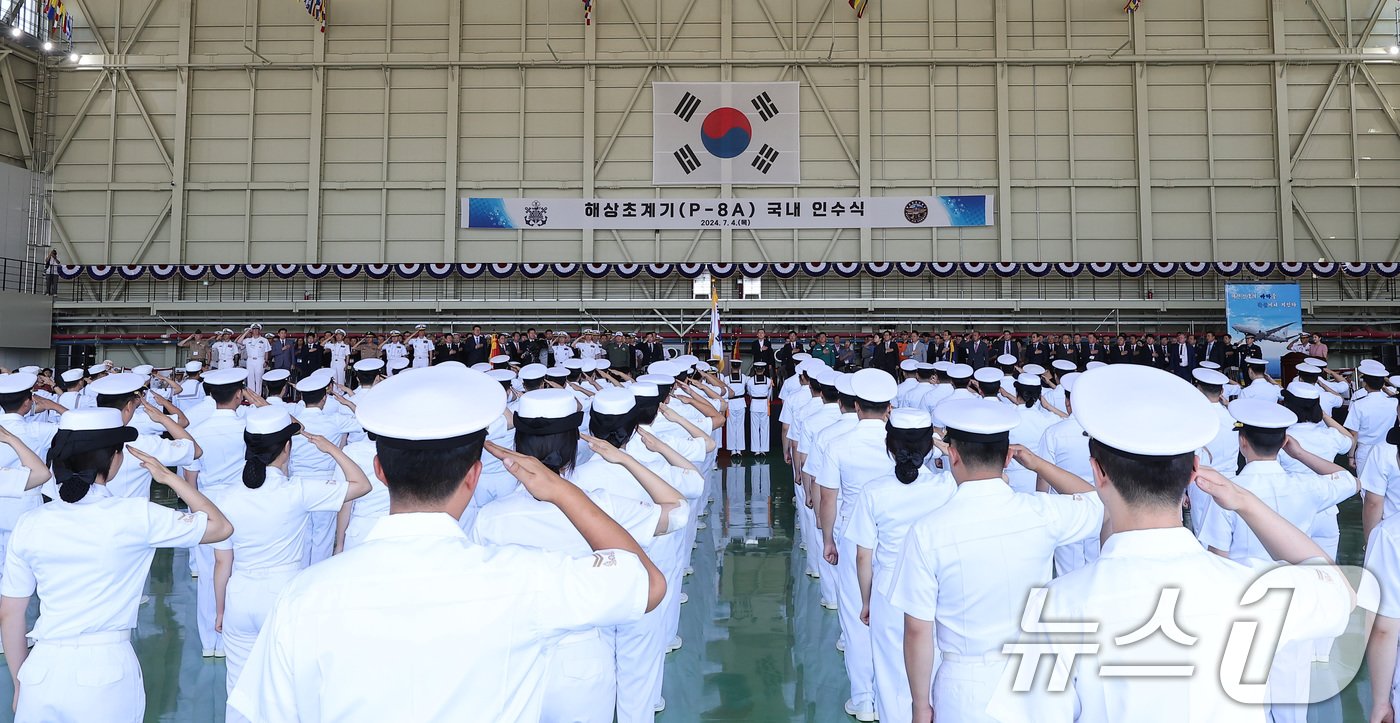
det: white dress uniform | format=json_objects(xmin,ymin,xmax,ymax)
[
  {"xmin": 1346, "ymin": 390, "xmax": 1399, "ymax": 475},
  {"xmin": 1198, "ymin": 459, "xmax": 1356, "ymax": 564},
  {"xmin": 2, "ymin": 485, "xmax": 208, "ymax": 722},
  {"xmin": 1039, "ymin": 412, "xmax": 1100, "ymax": 575},
  {"xmin": 1006, "ymin": 401, "xmax": 1059, "ymax": 494},
  {"xmin": 44, "ymin": 432, "xmax": 194, "ymax": 501},
  {"xmin": 242, "ymin": 336, "xmax": 271, "ymax": 390},
  {"xmin": 844, "ymin": 466, "xmax": 957, "ymax": 723},
  {"xmin": 289, "ymin": 406, "xmax": 361, "ymax": 566},
  {"xmin": 381, "ymin": 341, "xmax": 408, "ymax": 371},
  {"xmin": 1279, "ymin": 421, "xmax": 1353, "ymax": 558},
  {"xmin": 338, "ymin": 440, "xmax": 388, "ymax": 551},
  {"xmin": 724, "ymin": 373, "xmax": 749, "ymax": 452},
  {"xmin": 0, "ymin": 410, "xmax": 57, "ymax": 574},
  {"xmin": 1366, "ymin": 515, "xmax": 1400, "ymax": 714},
  {"xmin": 1362, "ymin": 442, "xmax": 1400, "ymax": 521},
  {"xmin": 803, "ymin": 408, "xmax": 860, "ymax": 606},
  {"xmin": 409, "ymin": 337, "xmax": 434, "ymax": 368},
  {"xmin": 173, "ymin": 377, "xmax": 206, "ymax": 415},
  {"xmin": 745, "ymin": 375, "xmax": 773, "ymax": 454},
  {"xmin": 797, "ymin": 397, "xmax": 845, "ymax": 604},
  {"xmin": 470, "ymin": 485, "xmax": 663, "ymax": 723},
  {"xmin": 460, "ymin": 416, "xmax": 521, "ymax": 534},
  {"xmin": 209, "ymin": 467, "xmax": 349, "ymax": 718},
  {"xmin": 817, "ymin": 414, "xmax": 895, "ymax": 713},
  {"xmin": 552, "ymin": 344, "xmax": 574, "ymax": 365},
  {"xmin": 212, "ymin": 340, "xmax": 240, "ymax": 370},
  {"xmin": 1238, "ymin": 377, "xmax": 1281, "ymax": 402},
  {"xmin": 326, "ymin": 342, "xmax": 352, "ymax": 385},
  {"xmin": 890, "ymin": 478, "xmax": 1104, "ymax": 723},
  {"xmin": 184, "ymin": 407, "xmax": 248, "ymax": 655}
]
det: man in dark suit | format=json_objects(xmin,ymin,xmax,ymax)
[
  {"xmin": 1108, "ymin": 335, "xmax": 1129, "ymax": 364},
  {"xmin": 437, "ymin": 333, "xmax": 463, "ymax": 365},
  {"xmin": 1026, "ymin": 333, "xmax": 1051, "ymax": 368},
  {"xmin": 1082, "ymin": 334, "xmax": 1103, "ymax": 365},
  {"xmin": 464, "ymin": 325, "xmax": 490, "ymax": 366},
  {"xmin": 1152, "ymin": 335, "xmax": 1171, "ymax": 371},
  {"xmin": 1054, "ymin": 334, "xmax": 1077, "ymax": 367},
  {"xmin": 751, "ymin": 329, "xmax": 776, "ymax": 368},
  {"xmin": 964, "ymin": 332, "xmax": 989, "ymax": 369},
  {"xmin": 1200, "ymin": 332, "xmax": 1225, "ymax": 367},
  {"xmin": 640, "ymin": 332, "xmax": 666, "ymax": 365},
  {"xmin": 993, "ymin": 330, "xmax": 1019, "ymax": 364},
  {"xmin": 1168, "ymin": 332, "xmax": 1196, "ymax": 379}
]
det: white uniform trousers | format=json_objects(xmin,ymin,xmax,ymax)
[
  {"xmin": 1268, "ymin": 640, "xmax": 1313, "ymax": 723},
  {"xmin": 796, "ymin": 482, "xmax": 837, "ymax": 604},
  {"xmin": 193, "ymin": 543, "xmax": 221, "ymax": 652},
  {"xmin": 222, "ymin": 563, "xmax": 301, "ymax": 723},
  {"xmin": 749, "ymin": 403, "xmax": 771, "ymax": 454},
  {"xmin": 1357, "ymin": 443, "xmax": 1376, "ymax": 477},
  {"xmin": 215, "ymin": 358, "xmax": 235, "ymax": 371},
  {"xmin": 16, "ymin": 632, "xmax": 143, "ymax": 723},
  {"xmin": 1053, "ymin": 537, "xmax": 1100, "ymax": 578},
  {"xmin": 329, "ymin": 361, "xmax": 347, "ymax": 386},
  {"xmin": 304, "ymin": 510, "xmax": 336, "ymax": 567},
  {"xmin": 542, "ymin": 629, "xmax": 616, "ymax": 723},
  {"xmin": 725, "ymin": 402, "xmax": 748, "ymax": 452},
  {"xmin": 835, "ymin": 531, "xmax": 875, "ymax": 706},
  {"xmin": 244, "ymin": 358, "xmax": 265, "ymax": 392},
  {"xmin": 933, "ymin": 653, "xmax": 1006, "ymax": 723},
  {"xmin": 412, "ymin": 355, "xmax": 429, "ymax": 369},
  {"xmin": 1312, "ymin": 507, "xmax": 1340, "ymax": 560},
  {"xmin": 614, "ymin": 600, "xmax": 672, "ymax": 722},
  {"xmin": 870, "ymin": 584, "xmax": 935, "ymax": 723}
]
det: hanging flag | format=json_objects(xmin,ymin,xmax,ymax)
[
  {"xmin": 1123, "ymin": 0, "xmax": 1143, "ymax": 12},
  {"xmin": 652, "ymin": 82, "xmax": 800, "ymax": 186},
  {"xmin": 43, "ymin": 0, "xmax": 72, "ymax": 42},
  {"xmin": 582, "ymin": 0, "xmax": 593, "ymax": 25},
  {"xmin": 304, "ymin": 0, "xmax": 328, "ymax": 32},
  {"xmin": 849, "ymin": 0, "xmax": 868, "ymax": 18},
  {"xmin": 708, "ymin": 282, "xmax": 723, "ymax": 366}
]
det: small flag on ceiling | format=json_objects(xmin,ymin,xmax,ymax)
[
  {"xmin": 304, "ymin": 0, "xmax": 328, "ymax": 32},
  {"xmin": 42, "ymin": 0, "xmax": 72, "ymax": 42},
  {"xmin": 582, "ymin": 0, "xmax": 593, "ymax": 25},
  {"xmin": 849, "ymin": 0, "xmax": 868, "ymax": 18},
  {"xmin": 1123, "ymin": 0, "xmax": 1143, "ymax": 12}
]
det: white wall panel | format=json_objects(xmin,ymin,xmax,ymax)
[{"xmin": 33, "ymin": 0, "xmax": 1400, "ymax": 264}]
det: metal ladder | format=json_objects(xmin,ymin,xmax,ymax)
[{"xmin": 23, "ymin": 51, "xmax": 52, "ymax": 294}]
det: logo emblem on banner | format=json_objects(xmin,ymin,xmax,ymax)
[{"xmin": 653, "ymin": 82, "xmax": 800, "ymax": 186}]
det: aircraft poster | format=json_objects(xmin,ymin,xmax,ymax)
[{"xmin": 1225, "ymin": 282, "xmax": 1303, "ymax": 377}]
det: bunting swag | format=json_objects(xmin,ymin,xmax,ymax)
[{"xmin": 56, "ymin": 262, "xmax": 1400, "ymax": 282}]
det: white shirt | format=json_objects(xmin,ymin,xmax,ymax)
[
  {"xmin": 228, "ymin": 512, "xmax": 649, "ymax": 722},
  {"xmin": 0, "ymin": 413, "xmax": 57, "ymax": 533},
  {"xmin": 918, "ymin": 383, "xmax": 955, "ymax": 418},
  {"xmin": 209, "ymin": 468, "xmax": 348, "ymax": 572},
  {"xmin": 381, "ymin": 342, "xmax": 408, "ymax": 361},
  {"xmin": 326, "ymin": 342, "xmax": 352, "ymax": 365},
  {"xmin": 570, "ymin": 435, "xmax": 705, "ymax": 502},
  {"xmin": 91, "ymin": 433, "xmax": 197, "ymax": 500},
  {"xmin": 802, "ymin": 412, "xmax": 859, "ymax": 480},
  {"xmin": 289, "ymin": 407, "xmax": 361, "ymax": 479},
  {"xmin": 1238, "ymin": 378, "xmax": 1281, "ymax": 402},
  {"xmin": 184, "ymin": 408, "xmax": 247, "ymax": 491},
  {"xmin": 1346, "ymin": 391, "xmax": 1399, "ymax": 451},
  {"xmin": 243, "ymin": 336, "xmax": 271, "ymax": 361},
  {"xmin": 1361, "ymin": 443, "xmax": 1400, "ymax": 520},
  {"xmin": 815, "ymin": 418, "xmax": 894, "ymax": 536},
  {"xmin": 988, "ymin": 527, "xmax": 1354, "ymax": 723},
  {"xmin": 797, "ymin": 401, "xmax": 842, "ymax": 457},
  {"xmin": 725, "ymin": 375, "xmax": 749, "ymax": 410},
  {"xmin": 1198, "ymin": 460, "xmax": 1356, "ymax": 562},
  {"xmin": 1, "ymin": 485, "xmax": 208, "ymax": 640},
  {"xmin": 895, "ymin": 378, "xmax": 920, "ymax": 407},
  {"xmin": 843, "ymin": 467, "xmax": 957, "ymax": 595},
  {"xmin": 339, "ymin": 441, "xmax": 389, "ymax": 544},
  {"xmin": 212, "ymin": 341, "xmax": 240, "ymax": 367},
  {"xmin": 1039, "ymin": 415, "xmax": 1094, "ymax": 483},
  {"xmin": 1278, "ymin": 422, "xmax": 1350, "ymax": 476},
  {"xmin": 409, "ymin": 337, "xmax": 435, "ymax": 361},
  {"xmin": 470, "ymin": 486, "xmax": 660, "ymax": 553},
  {"xmin": 889, "ymin": 478, "xmax": 1104, "ymax": 656},
  {"xmin": 745, "ymin": 377, "xmax": 772, "ymax": 401},
  {"xmin": 1202, "ymin": 401, "xmax": 1240, "ymax": 472}
]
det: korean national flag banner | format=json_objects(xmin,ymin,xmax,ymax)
[{"xmin": 653, "ymin": 82, "xmax": 800, "ymax": 186}]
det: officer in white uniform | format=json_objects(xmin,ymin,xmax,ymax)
[
  {"xmin": 408, "ymin": 325, "xmax": 434, "ymax": 368},
  {"xmin": 212, "ymin": 329, "xmax": 240, "ymax": 371},
  {"xmin": 745, "ymin": 362, "xmax": 773, "ymax": 454},
  {"xmin": 722, "ymin": 360, "xmax": 749, "ymax": 453},
  {"xmin": 0, "ymin": 373, "xmax": 61, "ymax": 573},
  {"xmin": 1238, "ymin": 357, "xmax": 1281, "ymax": 401},
  {"xmin": 229, "ymin": 365, "xmax": 665, "ymax": 722},
  {"xmin": 380, "ymin": 331, "xmax": 408, "ymax": 373},
  {"xmin": 210, "ymin": 406, "xmax": 371, "ymax": 722},
  {"xmin": 987, "ymin": 364, "xmax": 1357, "ymax": 723},
  {"xmin": 1005, "ymin": 373, "xmax": 1061, "ymax": 494},
  {"xmin": 325, "ymin": 330, "xmax": 352, "ymax": 386},
  {"xmin": 815, "ymin": 368, "xmax": 898, "ymax": 721},
  {"xmin": 183, "ymin": 367, "xmax": 254, "ymax": 658},
  {"xmin": 890, "ymin": 398, "xmax": 1103, "ymax": 723},
  {"xmin": 0, "ymin": 408, "xmax": 232, "ymax": 723},
  {"xmin": 844, "ymin": 408, "xmax": 957, "ymax": 723},
  {"xmin": 1277, "ymin": 381, "xmax": 1355, "ymax": 559},
  {"xmin": 241, "ymin": 324, "xmax": 271, "ymax": 391},
  {"xmin": 288, "ymin": 371, "xmax": 362, "ymax": 566},
  {"xmin": 1349, "ymin": 361, "xmax": 1397, "ymax": 478}
]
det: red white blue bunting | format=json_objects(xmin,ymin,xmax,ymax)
[{"xmin": 54, "ymin": 262, "xmax": 1400, "ymax": 282}]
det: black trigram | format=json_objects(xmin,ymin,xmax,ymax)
[
  {"xmin": 751, "ymin": 92, "xmax": 779, "ymax": 121},
  {"xmin": 751, "ymin": 144, "xmax": 779, "ymax": 174},
  {"xmin": 674, "ymin": 144, "xmax": 702, "ymax": 174},
  {"xmin": 674, "ymin": 92, "xmax": 701, "ymax": 123}
]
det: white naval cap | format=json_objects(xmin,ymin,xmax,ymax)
[
  {"xmin": 995, "ymin": 354, "xmax": 1017, "ymax": 366},
  {"xmin": 438, "ymin": 361, "xmax": 467, "ymax": 370},
  {"xmin": 1229, "ymin": 398, "xmax": 1297, "ymax": 429},
  {"xmin": 388, "ymin": 357, "xmax": 410, "ymax": 371},
  {"xmin": 563, "ymin": 359, "xmax": 586, "ymax": 370},
  {"xmin": 797, "ymin": 359, "xmax": 825, "ymax": 376},
  {"xmin": 580, "ymin": 359, "xmax": 598, "ymax": 373},
  {"xmin": 263, "ymin": 369, "xmax": 291, "ymax": 383},
  {"xmin": 486, "ymin": 369, "xmax": 516, "ymax": 383},
  {"xmin": 1073, "ymin": 365, "xmax": 1217, "ymax": 456},
  {"xmin": 89, "ymin": 372, "xmax": 147, "ymax": 396},
  {"xmin": 675, "ymin": 355, "xmax": 699, "ymax": 368},
  {"xmin": 519, "ymin": 363, "xmax": 547, "ymax": 381},
  {"xmin": 356, "ymin": 366, "xmax": 506, "ymax": 448},
  {"xmin": 630, "ymin": 381, "xmax": 660, "ymax": 398},
  {"xmin": 1021, "ymin": 363, "xmax": 1046, "ymax": 376},
  {"xmin": 946, "ymin": 363, "xmax": 973, "ymax": 380},
  {"xmin": 1059, "ymin": 372, "xmax": 1082, "ymax": 394},
  {"xmin": 60, "ymin": 368, "xmax": 85, "ymax": 383},
  {"xmin": 889, "ymin": 407, "xmax": 932, "ymax": 430},
  {"xmin": 834, "ymin": 373, "xmax": 855, "ymax": 397},
  {"xmin": 851, "ymin": 368, "xmax": 898, "ymax": 404},
  {"xmin": 414, "ymin": 324, "xmax": 427, "ymax": 330},
  {"xmin": 334, "ymin": 329, "xmax": 347, "ymax": 336},
  {"xmin": 1391, "ymin": 375, "xmax": 1400, "ymax": 388},
  {"xmin": 0, "ymin": 373, "xmax": 37, "ymax": 394},
  {"xmin": 1051, "ymin": 359, "xmax": 1077, "ymax": 372},
  {"xmin": 932, "ymin": 360, "xmax": 954, "ymax": 372},
  {"xmin": 900, "ymin": 359, "xmax": 920, "ymax": 372},
  {"xmin": 1016, "ymin": 373, "xmax": 1041, "ymax": 387},
  {"xmin": 16, "ymin": 366, "xmax": 39, "ymax": 375},
  {"xmin": 389, "ymin": 330, "xmax": 403, "ymax": 336},
  {"xmin": 294, "ymin": 373, "xmax": 331, "ymax": 393},
  {"xmin": 244, "ymin": 406, "xmax": 299, "ymax": 435},
  {"xmin": 1198, "ymin": 361, "xmax": 1221, "ymax": 370},
  {"xmin": 1243, "ymin": 357, "xmax": 1267, "ymax": 366},
  {"xmin": 250, "ymin": 323, "xmax": 263, "ymax": 329},
  {"xmin": 517, "ymin": 389, "xmax": 579, "ymax": 419},
  {"xmin": 791, "ymin": 353, "xmax": 812, "ymax": 362},
  {"xmin": 1284, "ymin": 381, "xmax": 1320, "ymax": 400},
  {"xmin": 814, "ymin": 368, "xmax": 840, "ymax": 387},
  {"xmin": 917, "ymin": 363, "xmax": 935, "ymax": 371},
  {"xmin": 1086, "ymin": 361, "xmax": 1107, "ymax": 370},
  {"xmin": 87, "ymin": 364, "xmax": 108, "ymax": 375},
  {"xmin": 354, "ymin": 358, "xmax": 386, "ymax": 372},
  {"xmin": 1191, "ymin": 368, "xmax": 1229, "ymax": 386},
  {"xmin": 1305, "ymin": 357, "xmax": 1327, "ymax": 368},
  {"xmin": 545, "ymin": 366, "xmax": 569, "ymax": 379},
  {"xmin": 935, "ymin": 398, "xmax": 1019, "ymax": 441},
  {"xmin": 490, "ymin": 355, "xmax": 511, "ymax": 365},
  {"xmin": 637, "ymin": 373, "xmax": 675, "ymax": 387},
  {"xmin": 696, "ymin": 361, "xmax": 712, "ymax": 372},
  {"xmin": 471, "ymin": 363, "xmax": 493, "ymax": 373},
  {"xmin": 972, "ymin": 367, "xmax": 1003, "ymax": 385},
  {"xmin": 131, "ymin": 364, "xmax": 154, "ymax": 376},
  {"xmin": 1295, "ymin": 363, "xmax": 1322, "ymax": 375},
  {"xmin": 1358, "ymin": 359, "xmax": 1388, "ymax": 376},
  {"xmin": 58, "ymin": 407, "xmax": 129, "ymax": 433},
  {"xmin": 592, "ymin": 387, "xmax": 636, "ymax": 415},
  {"xmin": 596, "ymin": 359, "xmax": 612, "ymax": 370},
  {"xmin": 184, "ymin": 361, "xmax": 203, "ymax": 373},
  {"xmin": 202, "ymin": 368, "xmax": 249, "ymax": 387}
]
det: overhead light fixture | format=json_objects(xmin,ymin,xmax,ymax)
[
  {"xmin": 9, "ymin": 27, "xmax": 20, "ymax": 38},
  {"xmin": 1390, "ymin": 45, "xmax": 1400, "ymax": 55},
  {"xmin": 68, "ymin": 52, "xmax": 79, "ymax": 62},
  {"xmin": 42, "ymin": 41, "xmax": 53, "ymax": 51}
]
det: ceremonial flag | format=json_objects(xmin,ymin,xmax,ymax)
[
  {"xmin": 849, "ymin": 0, "xmax": 868, "ymax": 18},
  {"xmin": 1123, "ymin": 0, "xmax": 1143, "ymax": 12},
  {"xmin": 709, "ymin": 283, "xmax": 723, "ymax": 365},
  {"xmin": 304, "ymin": 0, "xmax": 328, "ymax": 32},
  {"xmin": 652, "ymin": 82, "xmax": 800, "ymax": 186},
  {"xmin": 582, "ymin": 0, "xmax": 593, "ymax": 25}
]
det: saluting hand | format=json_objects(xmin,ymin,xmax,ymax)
[
  {"xmin": 485, "ymin": 440, "xmax": 573, "ymax": 504},
  {"xmin": 300, "ymin": 431, "xmax": 339, "ymax": 455},
  {"xmin": 1193, "ymin": 466, "xmax": 1255, "ymax": 512},
  {"xmin": 580, "ymin": 433, "xmax": 632, "ymax": 465},
  {"xmin": 126, "ymin": 445, "xmax": 186, "ymax": 490}
]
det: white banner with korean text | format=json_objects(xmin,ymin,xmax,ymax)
[{"xmin": 462, "ymin": 196, "xmax": 994, "ymax": 230}]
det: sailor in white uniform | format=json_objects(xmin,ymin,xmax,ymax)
[
  {"xmin": 844, "ymin": 408, "xmax": 956, "ymax": 723},
  {"xmin": 287, "ymin": 372, "xmax": 362, "ymax": 566},
  {"xmin": 262, "ymin": 368, "xmax": 292, "ymax": 404},
  {"xmin": 325, "ymin": 330, "xmax": 352, "ymax": 386},
  {"xmin": 894, "ymin": 359, "xmax": 920, "ymax": 407},
  {"xmin": 210, "ymin": 406, "xmax": 371, "ymax": 722},
  {"xmin": 1036, "ymin": 372, "xmax": 1100, "ymax": 575},
  {"xmin": 0, "ymin": 372, "xmax": 61, "ymax": 575},
  {"xmin": 890, "ymin": 398, "xmax": 1102, "ymax": 723},
  {"xmin": 408, "ymin": 325, "xmax": 434, "ymax": 368},
  {"xmin": 54, "ymin": 368, "xmax": 87, "ymax": 412},
  {"xmin": 212, "ymin": 329, "xmax": 240, "ymax": 371},
  {"xmin": 0, "ymin": 408, "xmax": 232, "ymax": 723},
  {"xmin": 1277, "ymin": 381, "xmax": 1355, "ymax": 559},
  {"xmin": 1238, "ymin": 357, "xmax": 1281, "ymax": 402},
  {"xmin": 171, "ymin": 361, "xmax": 207, "ymax": 415},
  {"xmin": 229, "ymin": 365, "xmax": 665, "ymax": 722},
  {"xmin": 240, "ymin": 324, "xmax": 271, "ymax": 391},
  {"xmin": 722, "ymin": 360, "xmax": 749, "ymax": 453},
  {"xmin": 1005, "ymin": 373, "xmax": 1062, "ymax": 494},
  {"xmin": 987, "ymin": 364, "xmax": 1356, "ymax": 723},
  {"xmin": 1351, "ymin": 361, "xmax": 1397, "ymax": 479},
  {"xmin": 745, "ymin": 362, "xmax": 773, "ymax": 454},
  {"xmin": 381, "ymin": 331, "xmax": 409, "ymax": 373}
]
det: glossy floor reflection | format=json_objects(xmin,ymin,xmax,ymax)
[{"xmin": 0, "ymin": 457, "xmax": 1376, "ymax": 722}]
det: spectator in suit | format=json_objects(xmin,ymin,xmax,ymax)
[
  {"xmin": 1107, "ymin": 334, "xmax": 1130, "ymax": 364},
  {"xmin": 1026, "ymin": 333, "xmax": 1051, "ymax": 367},
  {"xmin": 751, "ymin": 329, "xmax": 776, "ymax": 368},
  {"xmin": 640, "ymin": 332, "xmax": 666, "ymax": 365},
  {"xmin": 1082, "ymin": 333, "xmax": 1103, "ymax": 365},
  {"xmin": 1054, "ymin": 334, "xmax": 1077, "ymax": 366},
  {"xmin": 1153, "ymin": 335, "xmax": 1172, "ymax": 370},
  {"xmin": 993, "ymin": 330, "xmax": 1018, "ymax": 363},
  {"xmin": 271, "ymin": 329, "xmax": 297, "ymax": 372},
  {"xmin": 966, "ymin": 331, "xmax": 990, "ymax": 368},
  {"xmin": 436, "ymin": 334, "xmax": 463, "ymax": 365},
  {"xmin": 907, "ymin": 333, "xmax": 930, "ymax": 364},
  {"xmin": 463, "ymin": 325, "xmax": 491, "ymax": 366},
  {"xmin": 1169, "ymin": 332, "xmax": 1196, "ymax": 379}
]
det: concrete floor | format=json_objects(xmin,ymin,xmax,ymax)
[{"xmin": 0, "ymin": 457, "xmax": 1376, "ymax": 722}]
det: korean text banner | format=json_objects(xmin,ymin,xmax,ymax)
[
  {"xmin": 462, "ymin": 196, "xmax": 994, "ymax": 230},
  {"xmin": 1225, "ymin": 282, "xmax": 1303, "ymax": 377}
]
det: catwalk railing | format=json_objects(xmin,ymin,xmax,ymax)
[{"xmin": 0, "ymin": 256, "xmax": 50, "ymax": 295}]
